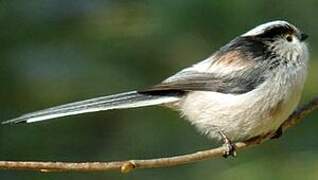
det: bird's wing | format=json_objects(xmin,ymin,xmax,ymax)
[
  {"xmin": 140, "ymin": 46, "xmax": 268, "ymax": 95},
  {"xmin": 140, "ymin": 69, "xmax": 266, "ymax": 95}
]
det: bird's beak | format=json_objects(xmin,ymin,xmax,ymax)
[{"xmin": 300, "ymin": 33, "xmax": 309, "ymax": 41}]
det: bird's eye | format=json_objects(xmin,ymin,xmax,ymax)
[{"xmin": 286, "ymin": 35, "xmax": 293, "ymax": 42}]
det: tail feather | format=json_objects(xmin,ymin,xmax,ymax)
[{"xmin": 2, "ymin": 91, "xmax": 180, "ymax": 124}]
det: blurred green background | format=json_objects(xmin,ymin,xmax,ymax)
[{"xmin": 0, "ymin": 0, "xmax": 318, "ymax": 179}]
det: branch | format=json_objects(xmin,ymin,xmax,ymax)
[{"xmin": 1, "ymin": 97, "xmax": 318, "ymax": 173}]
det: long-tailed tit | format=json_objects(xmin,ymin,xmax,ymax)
[{"xmin": 3, "ymin": 20, "xmax": 309, "ymax": 157}]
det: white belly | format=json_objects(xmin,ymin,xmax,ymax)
[{"xmin": 178, "ymin": 69, "xmax": 306, "ymax": 142}]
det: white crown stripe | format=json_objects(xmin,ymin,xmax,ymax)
[{"xmin": 242, "ymin": 20, "xmax": 291, "ymax": 37}]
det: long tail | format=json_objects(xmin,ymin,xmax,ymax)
[{"xmin": 2, "ymin": 91, "xmax": 180, "ymax": 124}]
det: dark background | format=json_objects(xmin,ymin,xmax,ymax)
[{"xmin": 0, "ymin": 1, "xmax": 318, "ymax": 179}]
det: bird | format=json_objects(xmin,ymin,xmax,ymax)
[{"xmin": 2, "ymin": 20, "xmax": 309, "ymax": 157}]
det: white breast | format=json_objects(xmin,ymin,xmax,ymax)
[{"xmin": 178, "ymin": 64, "xmax": 307, "ymax": 142}]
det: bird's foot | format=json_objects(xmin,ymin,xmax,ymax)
[
  {"xmin": 271, "ymin": 126, "xmax": 283, "ymax": 139},
  {"xmin": 218, "ymin": 131, "xmax": 237, "ymax": 158}
]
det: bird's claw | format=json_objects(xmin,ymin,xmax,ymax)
[
  {"xmin": 218, "ymin": 131, "xmax": 237, "ymax": 158},
  {"xmin": 222, "ymin": 142, "xmax": 237, "ymax": 158},
  {"xmin": 271, "ymin": 127, "xmax": 283, "ymax": 139}
]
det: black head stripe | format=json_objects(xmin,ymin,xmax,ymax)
[
  {"xmin": 218, "ymin": 36, "xmax": 271, "ymax": 60},
  {"xmin": 256, "ymin": 24, "xmax": 296, "ymax": 39}
]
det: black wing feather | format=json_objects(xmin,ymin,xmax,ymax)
[{"xmin": 139, "ymin": 70, "xmax": 265, "ymax": 95}]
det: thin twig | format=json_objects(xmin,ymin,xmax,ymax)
[{"xmin": 1, "ymin": 97, "xmax": 317, "ymax": 173}]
